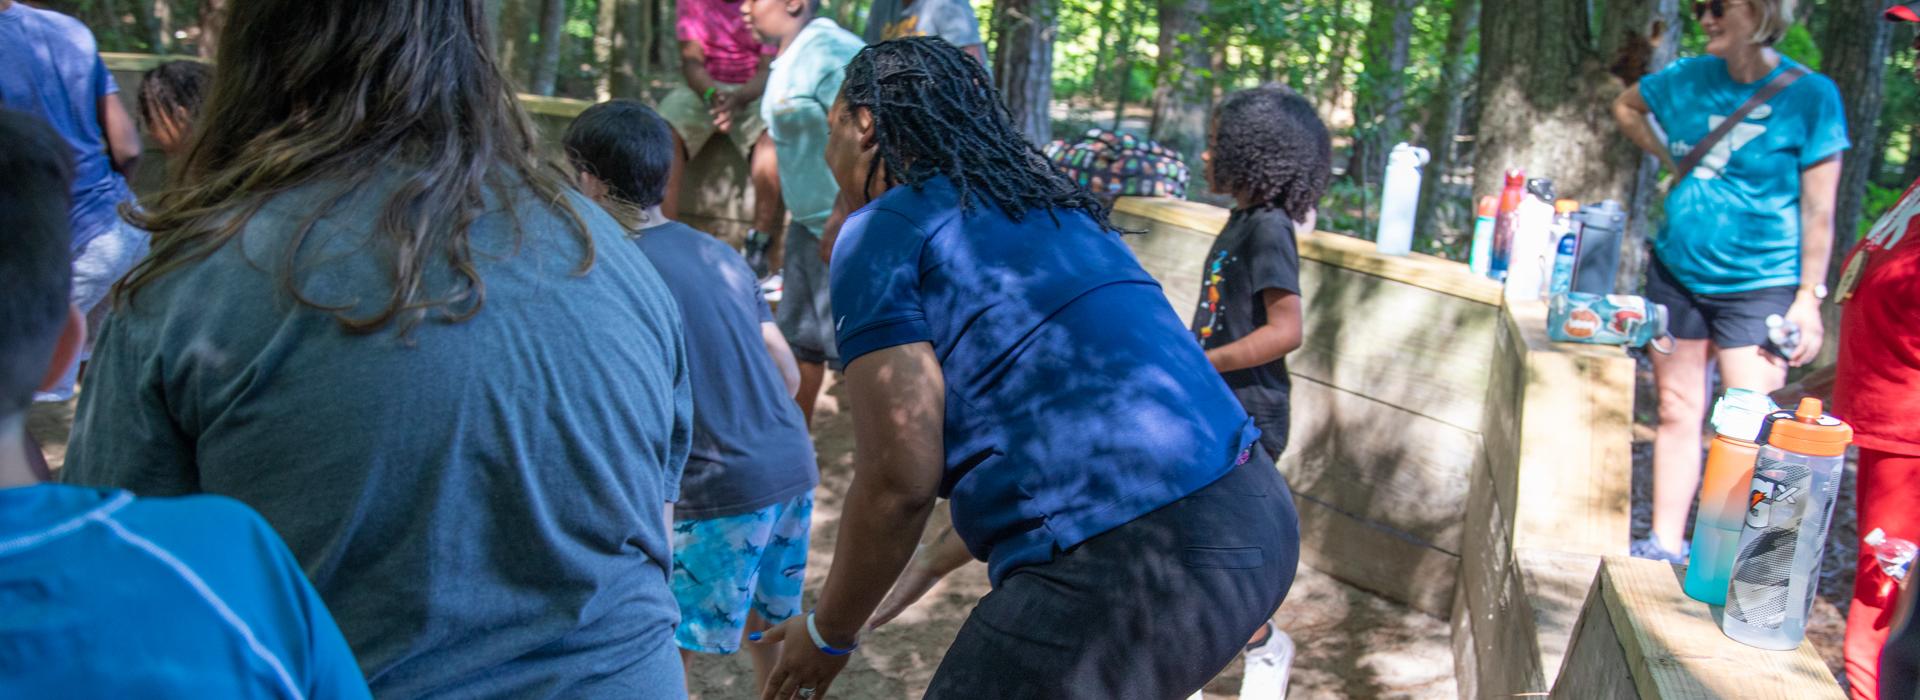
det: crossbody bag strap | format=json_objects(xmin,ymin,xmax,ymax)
[{"xmin": 1672, "ymin": 65, "xmax": 1809, "ymax": 182}]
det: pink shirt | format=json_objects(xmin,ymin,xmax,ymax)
[{"xmin": 677, "ymin": 0, "xmax": 775, "ymax": 86}]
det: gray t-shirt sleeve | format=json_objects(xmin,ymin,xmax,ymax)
[
  {"xmin": 928, "ymin": 0, "xmax": 982, "ymax": 47},
  {"xmin": 61, "ymin": 315, "xmax": 199, "ymax": 495},
  {"xmin": 663, "ymin": 313, "xmax": 693, "ymax": 504}
]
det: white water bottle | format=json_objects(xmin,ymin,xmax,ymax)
[{"xmin": 1375, "ymin": 143, "xmax": 1428, "ymax": 256}]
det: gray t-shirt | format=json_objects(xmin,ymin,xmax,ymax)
[
  {"xmin": 62, "ymin": 176, "xmax": 693, "ymax": 698},
  {"xmin": 633, "ymin": 222, "xmax": 817, "ymax": 519},
  {"xmin": 863, "ymin": 0, "xmax": 983, "ymax": 47}
]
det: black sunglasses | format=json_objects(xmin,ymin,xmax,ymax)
[{"xmin": 1692, "ymin": 0, "xmax": 1740, "ymax": 20}]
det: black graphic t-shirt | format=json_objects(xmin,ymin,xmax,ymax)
[{"xmin": 1189, "ymin": 206, "xmax": 1302, "ymax": 455}]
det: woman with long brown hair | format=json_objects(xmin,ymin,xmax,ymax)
[{"xmin": 60, "ymin": 1, "xmax": 694, "ymax": 696}]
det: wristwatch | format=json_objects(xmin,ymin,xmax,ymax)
[{"xmin": 1804, "ymin": 283, "xmax": 1829, "ymax": 300}]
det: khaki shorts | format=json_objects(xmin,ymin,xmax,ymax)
[{"xmin": 659, "ymin": 84, "xmax": 766, "ymax": 159}]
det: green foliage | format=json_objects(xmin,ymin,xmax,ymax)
[
  {"xmin": 1774, "ymin": 24, "xmax": 1821, "ymax": 69},
  {"xmin": 1862, "ymin": 182, "xmax": 1906, "ymax": 237}
]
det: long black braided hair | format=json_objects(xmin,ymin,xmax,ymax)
[{"xmin": 839, "ymin": 37, "xmax": 1112, "ymax": 230}]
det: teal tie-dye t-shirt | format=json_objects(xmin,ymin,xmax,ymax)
[{"xmin": 1639, "ymin": 55, "xmax": 1849, "ymax": 294}]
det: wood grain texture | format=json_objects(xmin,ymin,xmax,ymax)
[
  {"xmin": 1112, "ymin": 196, "xmax": 1505, "ymax": 305},
  {"xmin": 1292, "ymin": 492, "xmax": 1458, "ymax": 617},
  {"xmin": 1590, "ymin": 557, "xmax": 1842, "ymax": 699},
  {"xmin": 1281, "ymin": 376, "xmax": 1475, "ymax": 555},
  {"xmin": 1551, "ymin": 580, "xmax": 1641, "ymax": 700}
]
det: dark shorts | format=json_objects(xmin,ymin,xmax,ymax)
[
  {"xmin": 924, "ymin": 452, "xmax": 1300, "ymax": 699},
  {"xmin": 1233, "ymin": 384, "xmax": 1291, "ymax": 460},
  {"xmin": 775, "ymin": 222, "xmax": 837, "ymax": 365},
  {"xmin": 1644, "ymin": 256, "xmax": 1795, "ymax": 349}
]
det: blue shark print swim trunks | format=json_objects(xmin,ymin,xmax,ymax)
[{"xmin": 671, "ymin": 492, "xmax": 813, "ymax": 653}]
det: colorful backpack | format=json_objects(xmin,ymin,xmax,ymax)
[{"xmin": 1044, "ymin": 128, "xmax": 1190, "ymax": 201}]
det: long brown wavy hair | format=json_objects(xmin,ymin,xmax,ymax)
[{"xmin": 118, "ymin": 0, "xmax": 589, "ymax": 335}]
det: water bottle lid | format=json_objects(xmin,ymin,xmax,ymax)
[
  {"xmin": 1477, "ymin": 196, "xmax": 1498, "ymax": 218},
  {"xmin": 1504, "ymin": 169, "xmax": 1526, "ymax": 185},
  {"xmin": 1711, "ymin": 388, "xmax": 1776, "ymax": 441},
  {"xmin": 1766, "ymin": 397, "xmax": 1854, "ymax": 456}
]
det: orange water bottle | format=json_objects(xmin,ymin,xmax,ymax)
[{"xmin": 1682, "ymin": 389, "xmax": 1775, "ymax": 605}]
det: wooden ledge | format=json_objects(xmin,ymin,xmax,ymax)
[
  {"xmin": 1554, "ymin": 556, "xmax": 1840, "ymax": 699},
  {"xmin": 1112, "ymin": 196, "xmax": 1504, "ymax": 306}
]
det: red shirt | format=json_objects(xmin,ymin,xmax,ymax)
[
  {"xmin": 676, "ymin": 0, "xmax": 775, "ymax": 85},
  {"xmin": 1835, "ymin": 178, "xmax": 1920, "ymax": 455}
]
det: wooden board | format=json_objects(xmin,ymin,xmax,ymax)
[
  {"xmin": 1291, "ymin": 488, "xmax": 1457, "ymax": 617},
  {"xmin": 1293, "ymin": 259, "xmax": 1503, "ymax": 432},
  {"xmin": 1554, "ymin": 557, "xmax": 1843, "ymax": 699},
  {"xmin": 1552, "ymin": 580, "xmax": 1642, "ymax": 700},
  {"xmin": 1280, "ymin": 376, "xmax": 1476, "ymax": 555},
  {"xmin": 1111, "ymin": 208, "xmax": 1217, "ymax": 320},
  {"xmin": 1112, "ymin": 196, "xmax": 1505, "ymax": 306},
  {"xmin": 1479, "ymin": 301, "xmax": 1635, "ymax": 556}
]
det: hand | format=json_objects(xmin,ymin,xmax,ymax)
[
  {"xmin": 867, "ymin": 550, "xmax": 945, "ymax": 630},
  {"xmin": 1785, "ymin": 294, "xmax": 1824, "ymax": 367},
  {"xmin": 757, "ymin": 615, "xmax": 854, "ymax": 700},
  {"xmin": 710, "ymin": 90, "xmax": 737, "ymax": 134}
]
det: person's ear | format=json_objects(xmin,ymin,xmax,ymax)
[
  {"xmin": 37, "ymin": 305, "xmax": 85, "ymax": 393},
  {"xmin": 855, "ymin": 106, "xmax": 878, "ymax": 151},
  {"xmin": 577, "ymin": 170, "xmax": 608, "ymax": 201}
]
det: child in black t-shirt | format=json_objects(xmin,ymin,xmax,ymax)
[{"xmin": 1187, "ymin": 84, "xmax": 1331, "ymax": 699}]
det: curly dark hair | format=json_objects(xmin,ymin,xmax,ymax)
[
  {"xmin": 1208, "ymin": 85, "xmax": 1332, "ymax": 221},
  {"xmin": 137, "ymin": 60, "xmax": 213, "ymax": 131},
  {"xmin": 839, "ymin": 37, "xmax": 1111, "ymax": 229}
]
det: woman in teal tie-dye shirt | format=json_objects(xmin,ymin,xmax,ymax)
[{"xmin": 1612, "ymin": 0, "xmax": 1848, "ymax": 563}]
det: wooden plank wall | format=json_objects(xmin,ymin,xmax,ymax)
[
  {"xmin": 1111, "ymin": 197, "xmax": 1504, "ymax": 616},
  {"xmin": 1552, "ymin": 557, "xmax": 1843, "ymax": 699},
  {"xmin": 102, "ymin": 54, "xmax": 756, "ymax": 243}
]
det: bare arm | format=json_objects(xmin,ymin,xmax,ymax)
[
  {"xmin": 679, "ymin": 40, "xmax": 719, "ymax": 98},
  {"xmin": 762, "ymin": 321, "xmax": 802, "ymax": 398},
  {"xmin": 1206, "ymin": 289, "xmax": 1304, "ymax": 373},
  {"xmin": 866, "ymin": 522, "xmax": 975, "ymax": 629},
  {"xmin": 98, "ymin": 94, "xmax": 141, "ymax": 176},
  {"xmin": 760, "ymin": 343, "xmax": 946, "ymax": 699},
  {"xmin": 962, "ymin": 44, "xmax": 986, "ymax": 66},
  {"xmin": 1612, "ymin": 85, "xmax": 1675, "ymax": 172},
  {"xmin": 737, "ymin": 54, "xmax": 774, "ymax": 102},
  {"xmin": 1785, "ymin": 155, "xmax": 1842, "ymax": 366}
]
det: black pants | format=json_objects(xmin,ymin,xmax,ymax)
[{"xmin": 924, "ymin": 453, "xmax": 1300, "ymax": 699}]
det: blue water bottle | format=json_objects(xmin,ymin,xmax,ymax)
[{"xmin": 1548, "ymin": 200, "xmax": 1580, "ymax": 297}]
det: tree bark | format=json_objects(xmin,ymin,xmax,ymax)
[
  {"xmin": 531, "ymin": 0, "xmax": 569, "ymax": 96},
  {"xmin": 500, "ymin": 0, "xmax": 537, "ymax": 90},
  {"xmin": 1617, "ymin": 0, "xmax": 1682, "ymax": 294},
  {"xmin": 993, "ymin": 0, "xmax": 1058, "ymax": 145},
  {"xmin": 1817, "ymin": 0, "xmax": 1894, "ymax": 266},
  {"xmin": 1905, "ymin": 123, "xmax": 1920, "ymax": 186},
  {"xmin": 197, "ymin": 0, "xmax": 226, "ymax": 59},
  {"xmin": 1150, "ymin": 0, "xmax": 1211, "ymax": 181},
  {"xmin": 1109, "ymin": 1, "xmax": 1140, "ymax": 131},
  {"xmin": 1319, "ymin": 8, "xmax": 1354, "ymax": 116},
  {"xmin": 1349, "ymin": 0, "xmax": 1417, "ymax": 188},
  {"xmin": 607, "ymin": 0, "xmax": 650, "ymax": 99},
  {"xmin": 593, "ymin": 0, "xmax": 620, "ymax": 101},
  {"xmin": 1412, "ymin": 0, "xmax": 1481, "ymax": 255},
  {"xmin": 1472, "ymin": 0, "xmax": 1650, "ymax": 269}
]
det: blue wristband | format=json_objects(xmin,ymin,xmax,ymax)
[{"xmin": 806, "ymin": 611, "xmax": 858, "ymax": 656}]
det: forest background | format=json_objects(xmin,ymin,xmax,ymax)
[{"xmin": 41, "ymin": 0, "xmax": 1917, "ymax": 294}]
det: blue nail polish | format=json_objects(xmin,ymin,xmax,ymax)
[{"xmin": 748, "ymin": 632, "xmax": 762, "ymax": 641}]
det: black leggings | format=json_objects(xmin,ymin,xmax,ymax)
[{"xmin": 924, "ymin": 453, "xmax": 1300, "ymax": 699}]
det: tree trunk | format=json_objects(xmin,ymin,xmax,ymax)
[
  {"xmin": 593, "ymin": 0, "xmax": 620, "ymax": 101},
  {"xmin": 1090, "ymin": 0, "xmax": 1118, "ymax": 99},
  {"xmin": 1109, "ymin": 2, "xmax": 1140, "ymax": 132},
  {"xmin": 1472, "ymin": 0, "xmax": 1650, "ymax": 265},
  {"xmin": 500, "ymin": 0, "xmax": 536, "ymax": 90},
  {"xmin": 1319, "ymin": 9, "xmax": 1354, "ymax": 117},
  {"xmin": 607, "ymin": 0, "xmax": 650, "ymax": 99},
  {"xmin": 128, "ymin": 0, "xmax": 168, "ymax": 54},
  {"xmin": 197, "ymin": 0, "xmax": 225, "ymax": 59},
  {"xmin": 530, "ymin": 0, "xmax": 569, "ymax": 96},
  {"xmin": 1349, "ymin": 0, "xmax": 1417, "ymax": 188},
  {"xmin": 993, "ymin": 0, "xmax": 1057, "ymax": 145},
  {"xmin": 1905, "ymin": 124, "xmax": 1920, "ymax": 186},
  {"xmin": 1612, "ymin": 0, "xmax": 1681, "ymax": 295},
  {"xmin": 1150, "ymin": 0, "xmax": 1211, "ymax": 182},
  {"xmin": 1817, "ymin": 0, "xmax": 1894, "ymax": 268},
  {"xmin": 1412, "ymin": 0, "xmax": 1481, "ymax": 256}
]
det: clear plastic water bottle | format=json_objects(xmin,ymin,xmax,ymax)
[
  {"xmin": 1548, "ymin": 200, "xmax": 1581, "ymax": 297},
  {"xmin": 1868, "ymin": 528, "xmax": 1918, "ymax": 582},
  {"xmin": 1723, "ymin": 398, "xmax": 1854, "ymax": 650},
  {"xmin": 1375, "ymin": 143, "xmax": 1429, "ymax": 256}
]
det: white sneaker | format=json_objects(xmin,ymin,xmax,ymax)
[
  {"xmin": 760, "ymin": 273, "xmax": 784, "ymax": 304},
  {"xmin": 1238, "ymin": 624, "xmax": 1294, "ymax": 699}
]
